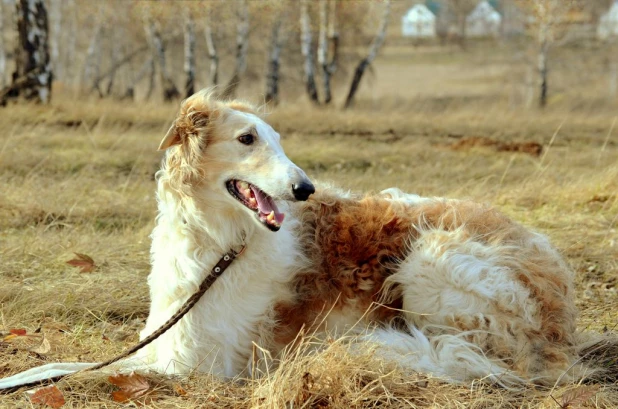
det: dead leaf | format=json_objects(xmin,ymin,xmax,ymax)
[
  {"xmin": 66, "ymin": 253, "xmax": 96, "ymax": 273},
  {"xmin": 4, "ymin": 328, "xmax": 33, "ymax": 342},
  {"xmin": 173, "ymin": 383, "xmax": 187, "ymax": 396},
  {"xmin": 561, "ymin": 385, "xmax": 600, "ymax": 409},
  {"xmin": 10, "ymin": 328, "xmax": 27, "ymax": 336},
  {"xmin": 109, "ymin": 372, "xmax": 156, "ymax": 404},
  {"xmin": 29, "ymin": 336, "xmax": 51, "ymax": 354},
  {"xmin": 29, "ymin": 385, "xmax": 66, "ymax": 408}
]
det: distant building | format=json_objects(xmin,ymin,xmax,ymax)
[
  {"xmin": 598, "ymin": 1, "xmax": 618, "ymax": 39},
  {"xmin": 401, "ymin": 4, "xmax": 437, "ymax": 38},
  {"xmin": 466, "ymin": 1, "xmax": 502, "ymax": 38}
]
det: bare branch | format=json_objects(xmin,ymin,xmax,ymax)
[{"xmin": 344, "ymin": 0, "xmax": 391, "ymax": 109}]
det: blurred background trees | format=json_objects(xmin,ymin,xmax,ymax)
[{"xmin": 0, "ymin": 0, "xmax": 617, "ymax": 109}]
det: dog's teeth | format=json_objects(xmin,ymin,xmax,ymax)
[
  {"xmin": 244, "ymin": 189, "xmax": 252, "ymax": 197},
  {"xmin": 239, "ymin": 181, "xmax": 249, "ymax": 190},
  {"xmin": 250, "ymin": 197, "xmax": 257, "ymax": 205},
  {"xmin": 266, "ymin": 211, "xmax": 275, "ymax": 222}
]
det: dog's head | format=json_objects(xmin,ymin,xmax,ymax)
[{"xmin": 158, "ymin": 89, "xmax": 314, "ymax": 232}]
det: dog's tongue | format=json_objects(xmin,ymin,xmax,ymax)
[{"xmin": 251, "ymin": 186, "xmax": 285, "ymax": 224}]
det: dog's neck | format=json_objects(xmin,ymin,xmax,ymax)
[{"xmin": 156, "ymin": 179, "xmax": 257, "ymax": 252}]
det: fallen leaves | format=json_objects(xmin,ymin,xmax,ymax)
[
  {"xmin": 2, "ymin": 328, "xmax": 51, "ymax": 355},
  {"xmin": 109, "ymin": 372, "xmax": 158, "ymax": 404},
  {"xmin": 4, "ymin": 328, "xmax": 27, "ymax": 339},
  {"xmin": 173, "ymin": 383, "xmax": 187, "ymax": 396},
  {"xmin": 29, "ymin": 385, "xmax": 65, "ymax": 408},
  {"xmin": 559, "ymin": 385, "xmax": 601, "ymax": 409},
  {"xmin": 30, "ymin": 336, "xmax": 52, "ymax": 354},
  {"xmin": 66, "ymin": 253, "xmax": 96, "ymax": 273}
]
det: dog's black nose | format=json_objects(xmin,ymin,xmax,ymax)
[{"xmin": 292, "ymin": 181, "xmax": 315, "ymax": 201}]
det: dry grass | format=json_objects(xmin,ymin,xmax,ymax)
[{"xmin": 1, "ymin": 43, "xmax": 618, "ymax": 406}]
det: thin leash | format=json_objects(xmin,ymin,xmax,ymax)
[{"xmin": 2, "ymin": 243, "xmax": 246, "ymax": 393}]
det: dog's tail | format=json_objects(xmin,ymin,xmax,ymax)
[
  {"xmin": 0, "ymin": 356, "xmax": 154, "ymax": 392},
  {"xmin": 0, "ymin": 362, "xmax": 98, "ymax": 391},
  {"xmin": 575, "ymin": 333, "xmax": 618, "ymax": 384},
  {"xmin": 363, "ymin": 327, "xmax": 618, "ymax": 388}
]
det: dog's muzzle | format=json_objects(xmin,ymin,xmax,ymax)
[{"xmin": 292, "ymin": 180, "xmax": 315, "ymax": 201}]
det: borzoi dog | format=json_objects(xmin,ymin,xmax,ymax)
[{"xmin": 0, "ymin": 90, "xmax": 610, "ymax": 390}]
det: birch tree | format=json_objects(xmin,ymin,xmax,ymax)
[
  {"xmin": 49, "ymin": 0, "xmax": 61, "ymax": 80},
  {"xmin": 222, "ymin": 0, "xmax": 249, "ymax": 99},
  {"xmin": 184, "ymin": 11, "xmax": 196, "ymax": 98},
  {"xmin": 0, "ymin": 0, "xmax": 6, "ymax": 89},
  {"xmin": 204, "ymin": 6, "xmax": 218, "ymax": 87},
  {"xmin": 344, "ymin": 0, "xmax": 390, "ymax": 109},
  {"xmin": 122, "ymin": 57, "xmax": 154, "ymax": 100},
  {"xmin": 64, "ymin": 0, "xmax": 77, "ymax": 87},
  {"xmin": 518, "ymin": 0, "xmax": 576, "ymax": 108},
  {"xmin": 300, "ymin": 0, "xmax": 319, "ymax": 103},
  {"xmin": 145, "ymin": 57, "xmax": 155, "ymax": 100},
  {"xmin": 317, "ymin": 0, "xmax": 328, "ymax": 103},
  {"xmin": 82, "ymin": 4, "xmax": 104, "ymax": 95},
  {"xmin": 318, "ymin": 0, "xmax": 338, "ymax": 104},
  {"xmin": 1, "ymin": 0, "xmax": 52, "ymax": 105},
  {"xmin": 583, "ymin": 0, "xmax": 616, "ymax": 98},
  {"xmin": 105, "ymin": 27, "xmax": 122, "ymax": 96},
  {"xmin": 265, "ymin": 8, "xmax": 285, "ymax": 104},
  {"xmin": 144, "ymin": 12, "xmax": 180, "ymax": 101}
]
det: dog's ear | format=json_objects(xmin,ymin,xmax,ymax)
[
  {"xmin": 158, "ymin": 123, "xmax": 181, "ymax": 151},
  {"xmin": 158, "ymin": 108, "xmax": 211, "ymax": 151}
]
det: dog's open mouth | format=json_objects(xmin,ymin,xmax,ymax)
[{"xmin": 226, "ymin": 180, "xmax": 285, "ymax": 231}]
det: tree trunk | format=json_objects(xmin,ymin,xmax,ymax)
[
  {"xmin": 610, "ymin": 59, "xmax": 617, "ymax": 100},
  {"xmin": 538, "ymin": 24, "xmax": 549, "ymax": 109},
  {"xmin": 204, "ymin": 8, "xmax": 218, "ymax": 87},
  {"xmin": 317, "ymin": 0, "xmax": 330, "ymax": 104},
  {"xmin": 144, "ymin": 15, "xmax": 180, "ymax": 101},
  {"xmin": 459, "ymin": 14, "xmax": 467, "ymax": 49},
  {"xmin": 145, "ymin": 57, "xmax": 155, "ymax": 100},
  {"xmin": 82, "ymin": 6, "xmax": 104, "ymax": 95},
  {"xmin": 49, "ymin": 0, "xmax": 61, "ymax": 80},
  {"xmin": 65, "ymin": 0, "xmax": 77, "ymax": 87},
  {"xmin": 300, "ymin": 0, "xmax": 319, "ymax": 104},
  {"xmin": 0, "ymin": 0, "xmax": 6, "ymax": 89},
  {"xmin": 2, "ymin": 0, "xmax": 52, "ymax": 105},
  {"xmin": 183, "ymin": 12, "xmax": 196, "ymax": 98},
  {"xmin": 222, "ymin": 0, "xmax": 248, "ymax": 99},
  {"xmin": 105, "ymin": 28, "xmax": 121, "ymax": 96},
  {"xmin": 122, "ymin": 56, "xmax": 154, "ymax": 101},
  {"xmin": 326, "ymin": 0, "xmax": 339, "ymax": 102},
  {"xmin": 344, "ymin": 0, "xmax": 390, "ymax": 109},
  {"xmin": 265, "ymin": 17, "xmax": 284, "ymax": 104}
]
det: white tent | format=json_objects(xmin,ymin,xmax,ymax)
[
  {"xmin": 401, "ymin": 4, "xmax": 436, "ymax": 38},
  {"xmin": 598, "ymin": 1, "xmax": 618, "ymax": 40},
  {"xmin": 466, "ymin": 1, "xmax": 501, "ymax": 38}
]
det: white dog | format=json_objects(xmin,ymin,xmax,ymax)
[{"xmin": 0, "ymin": 90, "xmax": 610, "ymax": 390}]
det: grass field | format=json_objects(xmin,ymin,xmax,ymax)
[{"xmin": 1, "ymin": 43, "xmax": 617, "ymax": 407}]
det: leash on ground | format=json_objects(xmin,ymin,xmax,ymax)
[{"xmin": 1, "ymin": 244, "xmax": 246, "ymax": 394}]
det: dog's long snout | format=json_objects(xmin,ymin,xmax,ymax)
[{"xmin": 292, "ymin": 180, "xmax": 315, "ymax": 201}]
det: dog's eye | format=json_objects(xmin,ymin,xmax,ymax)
[{"xmin": 238, "ymin": 134, "xmax": 254, "ymax": 145}]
